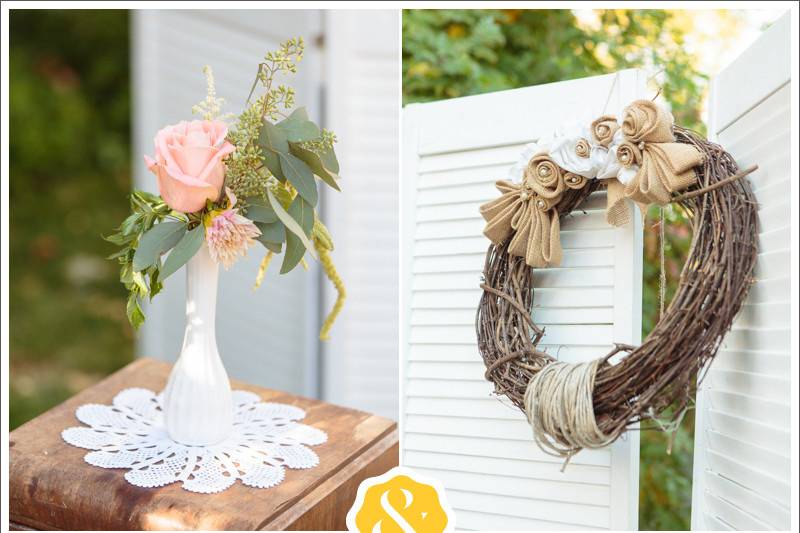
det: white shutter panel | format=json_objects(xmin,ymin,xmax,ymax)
[
  {"xmin": 320, "ymin": 10, "xmax": 400, "ymax": 419},
  {"xmin": 401, "ymin": 70, "xmax": 646, "ymax": 530},
  {"xmin": 132, "ymin": 10, "xmax": 323, "ymax": 395},
  {"xmin": 691, "ymin": 13, "xmax": 792, "ymax": 531}
]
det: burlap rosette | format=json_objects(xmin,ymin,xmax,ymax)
[
  {"xmin": 481, "ymin": 100, "xmax": 705, "ymax": 268},
  {"xmin": 605, "ymin": 100, "xmax": 704, "ymax": 226},
  {"xmin": 480, "ymin": 154, "xmax": 573, "ymax": 268}
]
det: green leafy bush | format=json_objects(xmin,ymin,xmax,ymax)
[{"xmin": 10, "ymin": 10, "xmax": 132, "ymax": 429}]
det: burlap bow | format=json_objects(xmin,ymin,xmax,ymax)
[
  {"xmin": 606, "ymin": 100, "xmax": 704, "ymax": 226},
  {"xmin": 480, "ymin": 154, "xmax": 586, "ymax": 268},
  {"xmin": 481, "ymin": 101, "xmax": 704, "ymax": 267}
]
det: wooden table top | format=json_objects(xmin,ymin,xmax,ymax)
[{"xmin": 9, "ymin": 358, "xmax": 398, "ymax": 530}]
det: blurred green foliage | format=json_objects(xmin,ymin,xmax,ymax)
[
  {"xmin": 10, "ymin": 10, "xmax": 132, "ymax": 429},
  {"xmin": 403, "ymin": 9, "xmax": 716, "ymax": 530},
  {"xmin": 403, "ymin": 9, "xmax": 707, "ymax": 132}
]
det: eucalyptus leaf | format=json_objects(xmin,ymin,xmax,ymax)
[
  {"xmin": 244, "ymin": 198, "xmax": 278, "ymax": 224},
  {"xmin": 259, "ymin": 119, "xmax": 289, "ymax": 153},
  {"xmin": 289, "ymin": 143, "xmax": 341, "ymax": 191},
  {"xmin": 319, "ymin": 147, "xmax": 340, "ymax": 174},
  {"xmin": 132, "ymin": 220, "xmax": 186, "ymax": 271},
  {"xmin": 259, "ymin": 240, "xmax": 283, "ymax": 253},
  {"xmin": 255, "ymin": 221, "xmax": 286, "ymax": 244},
  {"xmin": 281, "ymin": 195, "xmax": 315, "ymax": 274},
  {"xmin": 278, "ymin": 152, "xmax": 318, "ymax": 206},
  {"xmin": 258, "ymin": 120, "xmax": 289, "ymax": 180},
  {"xmin": 262, "ymin": 149, "xmax": 285, "ymax": 181},
  {"xmin": 266, "ymin": 189, "xmax": 317, "ymax": 261},
  {"xmin": 276, "ymin": 107, "xmax": 321, "ymax": 142},
  {"xmin": 160, "ymin": 224, "xmax": 205, "ymax": 281}
]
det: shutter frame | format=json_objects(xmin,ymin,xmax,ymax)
[
  {"xmin": 691, "ymin": 12, "xmax": 792, "ymax": 531},
  {"xmin": 401, "ymin": 70, "xmax": 646, "ymax": 529}
]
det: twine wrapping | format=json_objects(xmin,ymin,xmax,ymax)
[{"xmin": 524, "ymin": 360, "xmax": 617, "ymax": 468}]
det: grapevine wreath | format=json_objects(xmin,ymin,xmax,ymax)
[{"xmin": 476, "ymin": 98, "xmax": 759, "ymax": 467}]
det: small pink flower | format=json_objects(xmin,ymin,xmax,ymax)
[{"xmin": 206, "ymin": 189, "xmax": 261, "ymax": 269}]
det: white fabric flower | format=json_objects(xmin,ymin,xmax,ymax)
[
  {"xmin": 546, "ymin": 124, "xmax": 594, "ymax": 178},
  {"xmin": 508, "ymin": 139, "xmax": 551, "ymax": 181},
  {"xmin": 617, "ymin": 163, "xmax": 639, "ymax": 185},
  {"xmin": 594, "ymin": 128, "xmax": 639, "ymax": 183}
]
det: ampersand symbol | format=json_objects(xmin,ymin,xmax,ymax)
[{"xmin": 353, "ymin": 474, "xmax": 450, "ymax": 533}]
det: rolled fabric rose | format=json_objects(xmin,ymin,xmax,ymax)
[
  {"xmin": 591, "ymin": 115, "xmax": 619, "ymax": 147},
  {"xmin": 144, "ymin": 120, "xmax": 236, "ymax": 213},
  {"xmin": 615, "ymin": 140, "xmax": 643, "ymax": 185},
  {"xmin": 564, "ymin": 172, "xmax": 587, "ymax": 190},
  {"xmin": 621, "ymin": 100, "xmax": 674, "ymax": 143},
  {"xmin": 526, "ymin": 153, "xmax": 565, "ymax": 199},
  {"xmin": 508, "ymin": 140, "xmax": 549, "ymax": 182},
  {"xmin": 574, "ymin": 138, "xmax": 591, "ymax": 158},
  {"xmin": 548, "ymin": 129, "xmax": 601, "ymax": 179}
]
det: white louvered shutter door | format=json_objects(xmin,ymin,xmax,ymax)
[
  {"xmin": 320, "ymin": 10, "xmax": 400, "ymax": 419},
  {"xmin": 690, "ymin": 13, "xmax": 792, "ymax": 531},
  {"xmin": 132, "ymin": 10, "xmax": 324, "ymax": 395},
  {"xmin": 401, "ymin": 70, "xmax": 646, "ymax": 530}
]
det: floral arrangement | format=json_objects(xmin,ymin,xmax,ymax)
[
  {"xmin": 483, "ymin": 100, "xmax": 703, "ymax": 268},
  {"xmin": 106, "ymin": 38, "xmax": 345, "ymax": 339}
]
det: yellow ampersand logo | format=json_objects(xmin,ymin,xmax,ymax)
[{"xmin": 347, "ymin": 467, "xmax": 453, "ymax": 533}]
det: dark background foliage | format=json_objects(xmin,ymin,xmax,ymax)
[
  {"xmin": 9, "ymin": 10, "xmax": 132, "ymax": 429},
  {"xmin": 404, "ymin": 8, "xmax": 711, "ymax": 530}
]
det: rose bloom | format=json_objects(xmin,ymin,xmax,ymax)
[{"xmin": 144, "ymin": 120, "xmax": 235, "ymax": 213}]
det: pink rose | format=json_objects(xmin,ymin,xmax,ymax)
[{"xmin": 144, "ymin": 120, "xmax": 235, "ymax": 213}]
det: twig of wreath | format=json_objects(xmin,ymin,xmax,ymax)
[{"xmin": 476, "ymin": 100, "xmax": 759, "ymax": 469}]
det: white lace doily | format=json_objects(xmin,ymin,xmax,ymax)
[{"xmin": 62, "ymin": 388, "xmax": 327, "ymax": 493}]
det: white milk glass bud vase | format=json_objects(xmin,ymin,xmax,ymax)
[{"xmin": 162, "ymin": 241, "xmax": 233, "ymax": 445}]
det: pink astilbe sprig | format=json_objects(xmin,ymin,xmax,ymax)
[{"xmin": 205, "ymin": 188, "xmax": 261, "ymax": 269}]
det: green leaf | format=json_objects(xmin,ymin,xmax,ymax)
[
  {"xmin": 160, "ymin": 224, "xmax": 205, "ymax": 281},
  {"xmin": 255, "ymin": 221, "xmax": 286, "ymax": 244},
  {"xmin": 103, "ymin": 232, "xmax": 131, "ymax": 246},
  {"xmin": 258, "ymin": 120, "xmax": 289, "ymax": 180},
  {"xmin": 281, "ymin": 195, "xmax": 315, "ymax": 274},
  {"xmin": 262, "ymin": 149, "xmax": 285, "ymax": 181},
  {"xmin": 259, "ymin": 240, "xmax": 283, "ymax": 253},
  {"xmin": 276, "ymin": 107, "xmax": 321, "ymax": 142},
  {"xmin": 319, "ymin": 147, "xmax": 340, "ymax": 174},
  {"xmin": 126, "ymin": 294, "xmax": 145, "ymax": 330},
  {"xmin": 244, "ymin": 196, "xmax": 278, "ymax": 223},
  {"xmin": 289, "ymin": 143, "xmax": 341, "ymax": 191},
  {"xmin": 266, "ymin": 188, "xmax": 317, "ymax": 261},
  {"xmin": 259, "ymin": 119, "xmax": 290, "ymax": 153},
  {"xmin": 132, "ymin": 271, "xmax": 149, "ymax": 294},
  {"xmin": 148, "ymin": 263, "xmax": 164, "ymax": 300},
  {"xmin": 120, "ymin": 262, "xmax": 133, "ymax": 285},
  {"xmin": 278, "ymin": 152, "xmax": 318, "ymax": 206},
  {"xmin": 132, "ymin": 220, "xmax": 186, "ymax": 271}
]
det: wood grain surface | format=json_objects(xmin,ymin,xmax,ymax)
[{"xmin": 9, "ymin": 358, "xmax": 398, "ymax": 531}]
